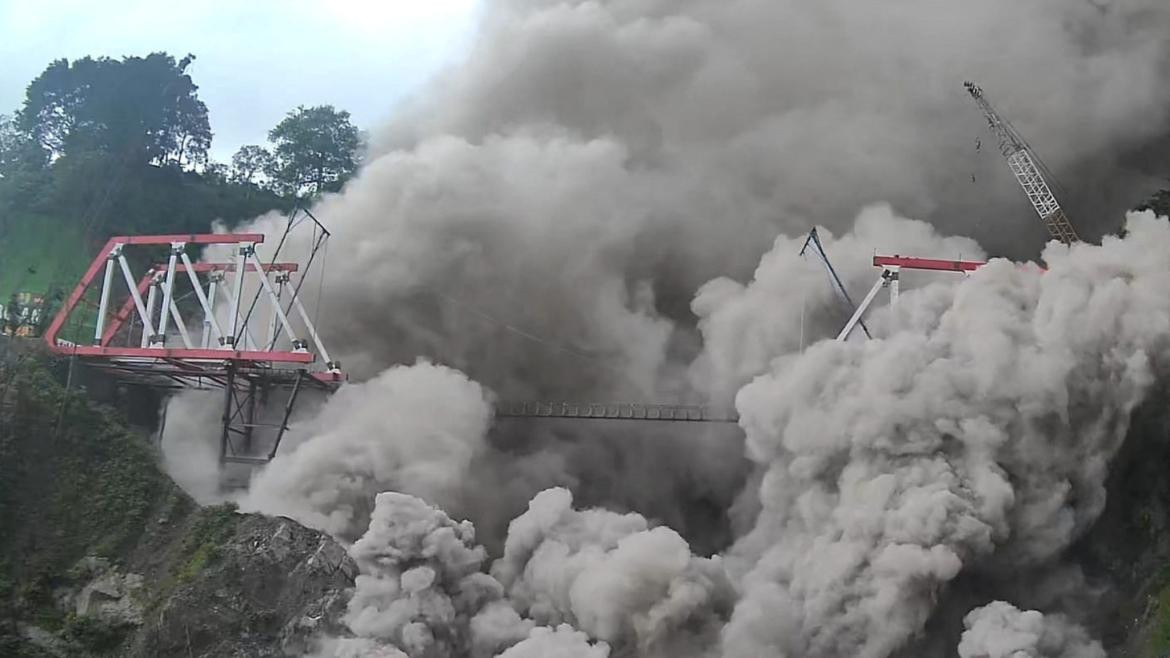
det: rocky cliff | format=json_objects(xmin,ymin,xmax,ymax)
[{"xmin": 0, "ymin": 348, "xmax": 356, "ymax": 657}]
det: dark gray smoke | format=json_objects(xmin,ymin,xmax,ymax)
[
  {"xmin": 224, "ymin": 0, "xmax": 1170, "ymax": 396},
  {"xmin": 249, "ymin": 211, "xmax": 1170, "ymax": 658},
  {"xmin": 157, "ymin": 1, "xmax": 1170, "ymax": 655}
]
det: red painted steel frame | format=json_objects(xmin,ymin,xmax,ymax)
[
  {"xmin": 43, "ymin": 233, "xmax": 315, "ymax": 365},
  {"xmin": 183, "ymin": 262, "xmax": 299, "ymax": 273},
  {"xmin": 873, "ymin": 255, "xmax": 986, "ymax": 272},
  {"xmin": 117, "ymin": 233, "xmax": 264, "ymax": 246},
  {"xmin": 63, "ymin": 346, "xmax": 313, "ymax": 363}
]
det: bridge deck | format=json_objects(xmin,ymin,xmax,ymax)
[{"xmin": 496, "ymin": 401, "xmax": 738, "ymax": 423}]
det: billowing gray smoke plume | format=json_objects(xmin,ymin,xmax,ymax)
[
  {"xmin": 690, "ymin": 203, "xmax": 984, "ymax": 403},
  {"xmin": 235, "ymin": 0, "xmax": 1170, "ymax": 396},
  {"xmin": 957, "ymin": 601, "xmax": 1104, "ymax": 658},
  {"xmin": 313, "ymin": 490, "xmax": 622, "ymax": 658},
  {"xmin": 717, "ymin": 212, "xmax": 1170, "ymax": 657},
  {"xmin": 288, "ymin": 212, "xmax": 1170, "ymax": 658},
  {"xmin": 233, "ymin": 206, "xmax": 980, "ymax": 544},
  {"xmin": 156, "ymin": 0, "xmax": 1170, "ymax": 655},
  {"xmin": 490, "ymin": 487, "xmax": 733, "ymax": 653},
  {"xmin": 242, "ymin": 361, "xmax": 494, "ymax": 537},
  {"xmin": 328, "ymin": 491, "xmax": 524, "ymax": 657}
]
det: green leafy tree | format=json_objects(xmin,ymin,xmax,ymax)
[
  {"xmin": 0, "ymin": 114, "xmax": 51, "ymax": 214},
  {"xmin": 0, "ymin": 114, "xmax": 47, "ymax": 177},
  {"xmin": 265, "ymin": 105, "xmax": 358, "ymax": 197},
  {"xmin": 229, "ymin": 144, "xmax": 272, "ymax": 185},
  {"xmin": 203, "ymin": 161, "xmax": 229, "ymax": 185},
  {"xmin": 17, "ymin": 53, "xmax": 211, "ymax": 168}
]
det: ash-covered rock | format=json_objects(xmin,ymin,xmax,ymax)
[
  {"xmin": 128, "ymin": 513, "xmax": 356, "ymax": 657},
  {"xmin": 60, "ymin": 556, "xmax": 145, "ymax": 627}
]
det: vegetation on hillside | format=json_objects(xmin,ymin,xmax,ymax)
[
  {"xmin": 0, "ymin": 52, "xmax": 361, "ymax": 309},
  {"xmin": 0, "ymin": 351, "xmax": 168, "ymax": 654},
  {"xmin": 0, "ymin": 349, "xmax": 346, "ymax": 657}
]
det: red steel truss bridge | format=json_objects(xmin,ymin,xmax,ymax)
[
  {"xmin": 43, "ymin": 213, "xmax": 1003, "ymax": 466},
  {"xmin": 44, "ymin": 211, "xmax": 342, "ymax": 466}
]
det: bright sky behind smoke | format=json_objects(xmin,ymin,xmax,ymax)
[{"xmin": 0, "ymin": 0, "xmax": 482, "ymax": 161}]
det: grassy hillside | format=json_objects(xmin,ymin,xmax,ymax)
[
  {"xmin": 0, "ymin": 159, "xmax": 290, "ymax": 341},
  {"xmin": 0, "ymin": 211, "xmax": 89, "ymax": 303}
]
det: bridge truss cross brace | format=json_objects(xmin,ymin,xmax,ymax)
[
  {"xmin": 218, "ymin": 366, "xmax": 306, "ymax": 465},
  {"xmin": 44, "ymin": 228, "xmax": 344, "ymax": 464}
]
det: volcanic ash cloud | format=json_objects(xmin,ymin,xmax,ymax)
[
  {"xmin": 491, "ymin": 487, "xmax": 734, "ymax": 656},
  {"xmin": 957, "ymin": 601, "xmax": 1104, "ymax": 658},
  {"xmin": 719, "ymin": 211, "xmax": 1170, "ymax": 657},
  {"xmin": 242, "ymin": 361, "xmax": 494, "ymax": 538}
]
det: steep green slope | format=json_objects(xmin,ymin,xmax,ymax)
[
  {"xmin": 0, "ymin": 211, "xmax": 88, "ymax": 302},
  {"xmin": 1070, "ymin": 380, "xmax": 1170, "ymax": 657},
  {"xmin": 0, "ymin": 348, "xmax": 352, "ymax": 657}
]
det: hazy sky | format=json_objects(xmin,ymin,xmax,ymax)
[{"xmin": 0, "ymin": 0, "xmax": 482, "ymax": 160}]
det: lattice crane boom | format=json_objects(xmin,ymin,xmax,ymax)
[{"xmin": 964, "ymin": 81, "xmax": 1080, "ymax": 245}]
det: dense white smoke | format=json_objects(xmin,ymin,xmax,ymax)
[
  {"xmin": 491, "ymin": 487, "xmax": 733, "ymax": 655},
  {"xmin": 690, "ymin": 203, "xmax": 984, "ymax": 403},
  {"xmin": 957, "ymin": 601, "xmax": 1105, "ymax": 658},
  {"xmin": 159, "ymin": 389, "xmax": 230, "ymax": 502},
  {"xmin": 718, "ymin": 212, "xmax": 1170, "ymax": 657},
  {"xmin": 335, "ymin": 491, "xmax": 512, "ymax": 657},
  {"xmin": 154, "ymin": 0, "xmax": 1170, "ymax": 655},
  {"xmin": 241, "ymin": 361, "xmax": 493, "ymax": 537},
  {"xmin": 495, "ymin": 625, "xmax": 610, "ymax": 658},
  {"xmin": 318, "ymin": 490, "xmax": 615, "ymax": 658},
  {"xmin": 266, "ymin": 208, "xmax": 1170, "ymax": 658}
]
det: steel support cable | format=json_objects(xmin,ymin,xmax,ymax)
[
  {"xmin": 239, "ymin": 206, "xmax": 331, "ymax": 351},
  {"xmin": 237, "ymin": 207, "xmax": 299, "ymax": 336},
  {"xmin": 51, "ymin": 313, "xmax": 82, "ymax": 440},
  {"xmin": 800, "ymin": 228, "xmax": 871, "ymax": 339},
  {"xmin": 267, "ymin": 225, "xmax": 327, "ymax": 351},
  {"xmin": 311, "ymin": 236, "xmax": 328, "ymax": 333},
  {"xmin": 293, "ymin": 206, "xmax": 332, "ymax": 337},
  {"xmin": 799, "ymin": 256, "xmax": 807, "ymax": 353}
]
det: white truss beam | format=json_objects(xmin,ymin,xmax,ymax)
[{"xmin": 965, "ymin": 81, "xmax": 1080, "ymax": 244}]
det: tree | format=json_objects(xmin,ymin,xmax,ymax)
[
  {"xmin": 265, "ymin": 105, "xmax": 358, "ymax": 197},
  {"xmin": 203, "ymin": 161, "xmax": 229, "ymax": 185},
  {"xmin": 0, "ymin": 114, "xmax": 51, "ymax": 213},
  {"xmin": 230, "ymin": 145, "xmax": 272, "ymax": 185},
  {"xmin": 16, "ymin": 53, "xmax": 211, "ymax": 168},
  {"xmin": 0, "ymin": 114, "xmax": 47, "ymax": 177}
]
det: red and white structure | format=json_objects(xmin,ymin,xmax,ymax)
[
  {"xmin": 836, "ymin": 254, "xmax": 986, "ymax": 341},
  {"xmin": 45, "ymin": 224, "xmax": 342, "ymax": 465},
  {"xmin": 39, "ymin": 219, "xmax": 1035, "ymax": 458}
]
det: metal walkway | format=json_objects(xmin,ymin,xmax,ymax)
[{"xmin": 496, "ymin": 400, "xmax": 738, "ymax": 423}]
